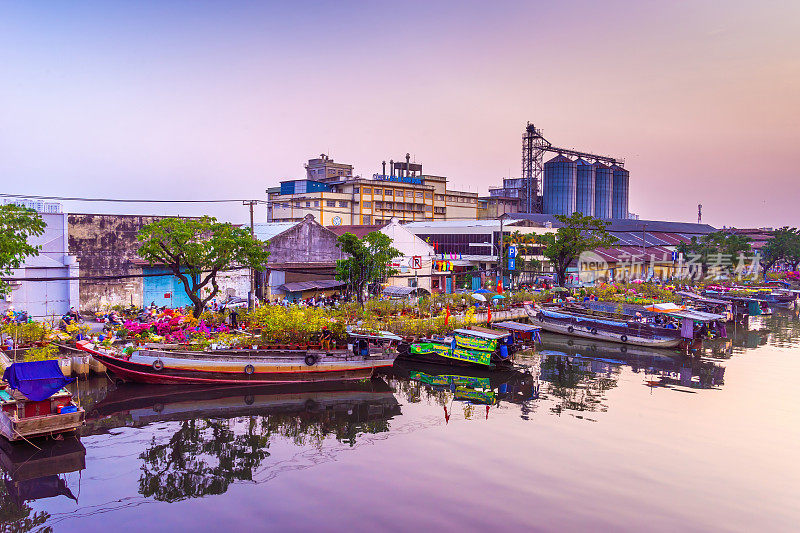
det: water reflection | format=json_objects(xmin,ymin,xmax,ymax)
[
  {"xmin": 84, "ymin": 380, "xmax": 401, "ymax": 502},
  {"xmin": 0, "ymin": 437, "xmax": 85, "ymax": 532}
]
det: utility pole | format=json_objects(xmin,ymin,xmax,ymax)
[
  {"xmin": 243, "ymin": 200, "xmax": 258, "ymax": 310},
  {"xmin": 498, "ymin": 216, "xmax": 504, "ymax": 289}
]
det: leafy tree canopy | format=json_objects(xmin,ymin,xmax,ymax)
[
  {"xmin": 137, "ymin": 217, "xmax": 270, "ymax": 317},
  {"xmin": 677, "ymin": 231, "xmax": 752, "ymax": 275},
  {"xmin": 762, "ymin": 227, "xmax": 800, "ymax": 271},
  {"xmin": 335, "ymin": 232, "xmax": 400, "ymax": 303},
  {"xmin": 0, "ymin": 205, "xmax": 46, "ymax": 297},
  {"xmin": 537, "ymin": 213, "xmax": 618, "ymax": 286}
]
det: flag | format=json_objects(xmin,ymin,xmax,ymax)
[
  {"xmin": 496, "ymin": 278, "xmax": 504, "ymax": 294},
  {"xmin": 487, "ymin": 304, "xmax": 492, "ymax": 323},
  {"xmin": 445, "ymin": 305, "xmax": 450, "ymax": 326}
]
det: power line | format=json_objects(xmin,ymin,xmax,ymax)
[{"xmin": 0, "ymin": 193, "xmax": 252, "ymax": 203}]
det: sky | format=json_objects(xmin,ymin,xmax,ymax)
[{"xmin": 1, "ymin": 1, "xmax": 798, "ymax": 227}]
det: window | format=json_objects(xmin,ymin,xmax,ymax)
[
  {"xmin": 339, "ymin": 201, "xmax": 348, "ymax": 207},
  {"xmin": 305, "ymin": 201, "xmax": 311, "ymax": 207},
  {"xmin": 435, "ymin": 194, "xmax": 444, "ymax": 201},
  {"xmin": 353, "ymin": 187, "xmax": 360, "ymax": 193},
  {"xmin": 326, "ymin": 200, "xmax": 336, "ymax": 207},
  {"xmin": 434, "ymin": 206, "xmax": 446, "ymax": 214},
  {"xmin": 415, "ymin": 191, "xmax": 423, "ymax": 198},
  {"xmin": 408, "ymin": 278, "xmax": 418, "ymax": 288},
  {"xmin": 424, "ymin": 192, "xmax": 432, "ymax": 199},
  {"xmin": 385, "ymin": 202, "xmax": 393, "ymax": 210},
  {"xmin": 385, "ymin": 190, "xmax": 393, "ymax": 197},
  {"xmin": 294, "ymin": 202, "xmax": 301, "ymax": 208},
  {"xmin": 314, "ymin": 201, "xmax": 319, "ymax": 207},
  {"xmin": 375, "ymin": 201, "xmax": 383, "ymax": 209},
  {"xmin": 363, "ymin": 215, "xmax": 371, "ymax": 224},
  {"xmin": 374, "ymin": 189, "xmax": 382, "ymax": 195},
  {"xmin": 425, "ymin": 204, "xmax": 432, "ymax": 212},
  {"xmin": 363, "ymin": 188, "xmax": 372, "ymax": 194},
  {"xmin": 363, "ymin": 201, "xmax": 372, "ymax": 208},
  {"xmin": 395, "ymin": 190, "xmax": 404, "ymax": 197}
]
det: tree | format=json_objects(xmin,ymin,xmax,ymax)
[
  {"xmin": 503, "ymin": 231, "xmax": 541, "ymax": 286},
  {"xmin": 761, "ymin": 227, "xmax": 800, "ymax": 277},
  {"xmin": 0, "ymin": 204, "xmax": 46, "ymax": 297},
  {"xmin": 537, "ymin": 213, "xmax": 618, "ymax": 287},
  {"xmin": 137, "ymin": 217, "xmax": 270, "ymax": 317},
  {"xmin": 677, "ymin": 231, "xmax": 751, "ymax": 278},
  {"xmin": 335, "ymin": 232, "xmax": 401, "ymax": 304}
]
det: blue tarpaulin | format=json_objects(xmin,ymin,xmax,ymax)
[{"xmin": 2, "ymin": 361, "xmax": 74, "ymax": 402}]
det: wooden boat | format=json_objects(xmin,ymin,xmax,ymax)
[
  {"xmin": 400, "ymin": 327, "xmax": 518, "ymax": 368},
  {"xmin": 0, "ymin": 359, "xmax": 85, "ymax": 442},
  {"xmin": 76, "ymin": 330, "xmax": 402, "ymax": 385},
  {"xmin": 526, "ymin": 305, "xmax": 684, "ymax": 348}
]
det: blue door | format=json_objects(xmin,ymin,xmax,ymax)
[
  {"xmin": 472, "ymin": 276, "xmax": 481, "ymax": 291},
  {"xmin": 142, "ymin": 267, "xmax": 193, "ymax": 308},
  {"xmin": 445, "ymin": 277, "xmax": 452, "ymax": 294}
]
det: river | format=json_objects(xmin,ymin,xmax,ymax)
[{"xmin": 3, "ymin": 310, "xmax": 799, "ymax": 532}]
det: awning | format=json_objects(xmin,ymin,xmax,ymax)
[
  {"xmin": 382, "ymin": 286, "xmax": 430, "ymax": 297},
  {"xmin": 643, "ymin": 303, "xmax": 685, "ymax": 313},
  {"xmin": 276, "ymin": 280, "xmax": 345, "ymax": 293}
]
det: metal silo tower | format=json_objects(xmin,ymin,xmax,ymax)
[
  {"xmin": 543, "ymin": 155, "xmax": 577, "ymax": 216},
  {"xmin": 611, "ymin": 165, "xmax": 630, "ymax": 219},
  {"xmin": 594, "ymin": 163, "xmax": 613, "ymax": 219},
  {"xmin": 575, "ymin": 158, "xmax": 595, "ymax": 216}
]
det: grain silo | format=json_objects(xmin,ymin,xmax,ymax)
[
  {"xmin": 611, "ymin": 165, "xmax": 629, "ymax": 219},
  {"xmin": 575, "ymin": 158, "xmax": 595, "ymax": 217},
  {"xmin": 594, "ymin": 163, "xmax": 613, "ymax": 219},
  {"xmin": 543, "ymin": 155, "xmax": 577, "ymax": 216}
]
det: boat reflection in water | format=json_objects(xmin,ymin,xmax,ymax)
[
  {"xmin": 0, "ymin": 437, "xmax": 85, "ymax": 530},
  {"xmin": 83, "ymin": 379, "xmax": 401, "ymax": 502},
  {"xmin": 387, "ymin": 360, "xmax": 537, "ymax": 422},
  {"xmin": 538, "ymin": 335, "xmax": 726, "ymax": 391}
]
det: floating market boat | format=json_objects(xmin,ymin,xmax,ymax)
[
  {"xmin": 526, "ymin": 306, "xmax": 684, "ymax": 348},
  {"xmin": 0, "ymin": 359, "xmax": 85, "ymax": 442},
  {"xmin": 76, "ymin": 330, "xmax": 402, "ymax": 385},
  {"xmin": 400, "ymin": 327, "xmax": 517, "ymax": 368}
]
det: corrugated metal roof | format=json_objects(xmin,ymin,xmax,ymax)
[
  {"xmin": 327, "ymin": 224, "xmax": 385, "ymax": 238},
  {"xmin": 277, "ymin": 280, "xmax": 345, "ymax": 292},
  {"xmin": 253, "ymin": 222, "xmax": 298, "ymax": 242}
]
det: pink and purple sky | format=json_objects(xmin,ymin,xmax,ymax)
[{"xmin": 1, "ymin": 1, "xmax": 798, "ymax": 227}]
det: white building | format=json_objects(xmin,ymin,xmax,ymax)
[
  {"xmin": 1, "ymin": 211, "xmax": 80, "ymax": 319},
  {"xmin": 379, "ymin": 218, "xmax": 436, "ymax": 293}
]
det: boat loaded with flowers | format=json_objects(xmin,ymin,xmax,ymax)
[
  {"xmin": 76, "ymin": 328, "xmax": 403, "ymax": 385},
  {"xmin": 400, "ymin": 327, "xmax": 518, "ymax": 368}
]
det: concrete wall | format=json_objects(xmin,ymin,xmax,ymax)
[
  {"xmin": 266, "ymin": 215, "xmax": 347, "ymax": 266},
  {"xmin": 67, "ymin": 214, "xmax": 166, "ymax": 310}
]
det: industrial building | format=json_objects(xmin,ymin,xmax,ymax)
[
  {"xmin": 267, "ymin": 154, "xmax": 479, "ymax": 226},
  {"xmin": 490, "ymin": 123, "xmax": 631, "ymax": 219}
]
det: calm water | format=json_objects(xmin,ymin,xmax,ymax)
[{"xmin": 3, "ymin": 310, "xmax": 800, "ymax": 532}]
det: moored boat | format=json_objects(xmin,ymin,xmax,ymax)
[
  {"xmin": 76, "ymin": 330, "xmax": 402, "ymax": 385},
  {"xmin": 526, "ymin": 306, "xmax": 684, "ymax": 348},
  {"xmin": 0, "ymin": 360, "xmax": 85, "ymax": 442},
  {"xmin": 400, "ymin": 327, "xmax": 518, "ymax": 368}
]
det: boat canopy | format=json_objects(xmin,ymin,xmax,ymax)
[
  {"xmin": 539, "ymin": 309, "xmax": 629, "ymax": 328},
  {"xmin": 676, "ymin": 291, "xmax": 730, "ymax": 306},
  {"xmin": 346, "ymin": 328, "xmax": 404, "ymax": 341},
  {"xmin": 2, "ymin": 360, "xmax": 75, "ymax": 402},
  {"xmin": 643, "ymin": 302, "xmax": 685, "ymax": 313},
  {"xmin": 663, "ymin": 309, "xmax": 726, "ymax": 322},
  {"xmin": 452, "ymin": 328, "xmax": 510, "ymax": 340},
  {"xmin": 492, "ymin": 321, "xmax": 540, "ymax": 333}
]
